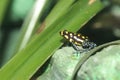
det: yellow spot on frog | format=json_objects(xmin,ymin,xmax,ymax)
[{"xmin": 64, "ymin": 35, "xmax": 69, "ymax": 39}]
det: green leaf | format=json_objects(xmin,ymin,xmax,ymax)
[
  {"xmin": 14, "ymin": 0, "xmax": 47, "ymax": 53},
  {"xmin": 0, "ymin": 0, "xmax": 10, "ymax": 26}
]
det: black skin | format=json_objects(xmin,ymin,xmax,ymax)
[
  {"xmin": 82, "ymin": 40, "xmax": 97, "ymax": 50},
  {"xmin": 72, "ymin": 40, "xmax": 97, "ymax": 53}
]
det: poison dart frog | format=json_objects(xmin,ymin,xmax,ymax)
[{"xmin": 60, "ymin": 30, "xmax": 97, "ymax": 53}]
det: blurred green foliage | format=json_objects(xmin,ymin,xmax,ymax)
[{"xmin": 11, "ymin": 0, "xmax": 34, "ymax": 21}]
